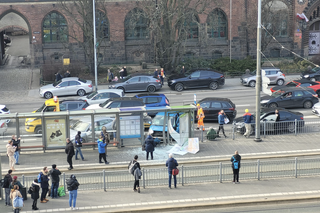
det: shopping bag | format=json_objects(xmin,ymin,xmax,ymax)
[{"xmin": 58, "ymin": 186, "xmax": 66, "ymax": 197}]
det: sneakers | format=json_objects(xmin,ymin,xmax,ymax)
[
  {"xmin": 133, "ymin": 189, "xmax": 137, "ymax": 192},
  {"xmin": 137, "ymin": 187, "xmax": 140, "ymax": 193},
  {"xmin": 15, "ymin": 163, "xmax": 20, "ymax": 165},
  {"xmin": 68, "ymin": 167, "xmax": 73, "ymax": 170},
  {"xmin": 72, "ymin": 207, "xmax": 79, "ymax": 210},
  {"xmin": 40, "ymin": 200, "xmax": 47, "ymax": 203},
  {"xmin": 44, "ymin": 198, "xmax": 49, "ymax": 201},
  {"xmin": 105, "ymin": 161, "xmax": 109, "ymax": 164}
]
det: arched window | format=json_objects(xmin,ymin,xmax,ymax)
[
  {"xmin": 42, "ymin": 12, "xmax": 68, "ymax": 43},
  {"xmin": 125, "ymin": 8, "xmax": 149, "ymax": 40},
  {"xmin": 207, "ymin": 9, "xmax": 227, "ymax": 38},
  {"xmin": 263, "ymin": 1, "xmax": 288, "ymax": 37},
  {"xmin": 184, "ymin": 14, "xmax": 199, "ymax": 39},
  {"xmin": 96, "ymin": 10, "xmax": 109, "ymax": 40}
]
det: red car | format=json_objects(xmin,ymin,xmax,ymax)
[{"xmin": 270, "ymin": 79, "xmax": 320, "ymax": 95}]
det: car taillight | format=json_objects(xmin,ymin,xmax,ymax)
[
  {"xmin": 88, "ymin": 85, "xmax": 92, "ymax": 88},
  {"xmin": 313, "ymin": 94, "xmax": 318, "ymax": 97},
  {"xmin": 220, "ymin": 75, "xmax": 224, "ymax": 78},
  {"xmin": 166, "ymin": 99, "xmax": 169, "ymax": 105},
  {"xmin": 82, "ymin": 108, "xmax": 86, "ymax": 110},
  {"xmin": 156, "ymin": 80, "xmax": 160, "ymax": 82},
  {"xmin": 282, "ymin": 73, "xmax": 285, "ymax": 77},
  {"xmin": 300, "ymin": 117, "xmax": 303, "ymax": 120},
  {"xmin": 229, "ymin": 108, "xmax": 235, "ymax": 111}
]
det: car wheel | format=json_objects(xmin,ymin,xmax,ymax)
[
  {"xmin": 44, "ymin": 92, "xmax": 53, "ymax": 99},
  {"xmin": 277, "ymin": 79, "xmax": 284, "ymax": 86},
  {"xmin": 310, "ymin": 77, "xmax": 316, "ymax": 82},
  {"xmin": 147, "ymin": 85, "xmax": 156, "ymax": 93},
  {"xmin": 35, "ymin": 127, "xmax": 42, "ymax": 135},
  {"xmin": 175, "ymin": 83, "xmax": 184, "ymax": 92},
  {"xmin": 303, "ymin": 100, "xmax": 313, "ymax": 109},
  {"xmin": 249, "ymin": 81, "xmax": 256, "ymax": 87},
  {"xmin": 287, "ymin": 123, "xmax": 295, "ymax": 133},
  {"xmin": 118, "ymin": 87, "xmax": 125, "ymax": 92},
  {"xmin": 77, "ymin": 89, "xmax": 86, "ymax": 96},
  {"xmin": 269, "ymin": 103, "xmax": 278, "ymax": 108},
  {"xmin": 209, "ymin": 82, "xmax": 218, "ymax": 90}
]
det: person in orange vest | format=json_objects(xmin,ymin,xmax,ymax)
[
  {"xmin": 243, "ymin": 109, "xmax": 253, "ymax": 138},
  {"xmin": 196, "ymin": 104, "xmax": 205, "ymax": 131},
  {"xmin": 159, "ymin": 68, "xmax": 166, "ymax": 86}
]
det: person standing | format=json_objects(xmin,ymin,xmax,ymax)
[
  {"xmin": 128, "ymin": 155, "xmax": 141, "ymax": 193},
  {"xmin": 243, "ymin": 109, "xmax": 252, "ymax": 138},
  {"xmin": 107, "ymin": 69, "xmax": 113, "ymax": 83},
  {"xmin": 180, "ymin": 66, "xmax": 185, "ymax": 75},
  {"xmin": 55, "ymin": 72, "xmax": 63, "ymax": 82},
  {"xmin": 97, "ymin": 136, "xmax": 109, "ymax": 164},
  {"xmin": 3, "ymin": 169, "xmax": 13, "ymax": 206},
  {"xmin": 166, "ymin": 153, "xmax": 178, "ymax": 189},
  {"xmin": 6, "ymin": 140, "xmax": 17, "ymax": 171},
  {"xmin": 101, "ymin": 126, "xmax": 110, "ymax": 155},
  {"xmin": 10, "ymin": 185, "xmax": 23, "ymax": 213},
  {"xmin": 119, "ymin": 68, "xmax": 124, "ymax": 79},
  {"xmin": 10, "ymin": 176, "xmax": 24, "ymax": 194},
  {"xmin": 40, "ymin": 167, "xmax": 50, "ymax": 203},
  {"xmin": 75, "ymin": 131, "xmax": 84, "ymax": 161},
  {"xmin": 65, "ymin": 138, "xmax": 75, "ymax": 170},
  {"xmin": 144, "ymin": 134, "xmax": 155, "ymax": 160},
  {"xmin": 217, "ymin": 110, "xmax": 227, "ymax": 138},
  {"xmin": 231, "ymin": 150, "xmax": 241, "ymax": 184},
  {"xmin": 196, "ymin": 104, "xmax": 205, "ymax": 131},
  {"xmin": 31, "ymin": 179, "xmax": 40, "ymax": 210},
  {"xmin": 159, "ymin": 68, "xmax": 166, "ymax": 86},
  {"xmin": 12, "ymin": 135, "xmax": 21, "ymax": 165},
  {"xmin": 49, "ymin": 164, "xmax": 61, "ymax": 199},
  {"xmin": 123, "ymin": 66, "xmax": 128, "ymax": 77},
  {"xmin": 154, "ymin": 69, "xmax": 159, "ymax": 78},
  {"xmin": 67, "ymin": 175, "xmax": 80, "ymax": 210},
  {"xmin": 64, "ymin": 70, "xmax": 71, "ymax": 78}
]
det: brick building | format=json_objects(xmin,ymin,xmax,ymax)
[{"xmin": 0, "ymin": 0, "xmax": 319, "ymax": 67}]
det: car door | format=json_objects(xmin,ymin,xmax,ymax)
[
  {"xmin": 125, "ymin": 77, "xmax": 140, "ymax": 92},
  {"xmin": 278, "ymin": 92, "xmax": 293, "ymax": 108},
  {"xmin": 291, "ymin": 91, "xmax": 305, "ymax": 107},
  {"xmin": 209, "ymin": 101, "xmax": 223, "ymax": 121},
  {"xmin": 146, "ymin": 97, "xmax": 161, "ymax": 107},
  {"xmin": 54, "ymin": 81, "xmax": 69, "ymax": 96},
  {"xmin": 267, "ymin": 70, "xmax": 278, "ymax": 84},
  {"xmin": 140, "ymin": 77, "xmax": 151, "ymax": 91},
  {"xmin": 199, "ymin": 101, "xmax": 212, "ymax": 120},
  {"xmin": 68, "ymin": 81, "xmax": 81, "ymax": 95},
  {"xmin": 261, "ymin": 114, "xmax": 277, "ymax": 132},
  {"xmin": 185, "ymin": 71, "xmax": 201, "ymax": 88}
]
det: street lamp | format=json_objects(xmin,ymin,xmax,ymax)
[
  {"xmin": 297, "ymin": 19, "xmax": 308, "ymax": 57},
  {"xmin": 93, "ymin": 0, "xmax": 98, "ymax": 92}
]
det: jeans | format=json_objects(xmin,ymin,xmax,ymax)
[
  {"xmin": 168, "ymin": 173, "xmax": 177, "ymax": 188},
  {"xmin": 32, "ymin": 199, "xmax": 38, "ymax": 209},
  {"xmin": 233, "ymin": 169, "xmax": 240, "ymax": 182},
  {"xmin": 14, "ymin": 151, "xmax": 19, "ymax": 164},
  {"xmin": 41, "ymin": 187, "xmax": 48, "ymax": 201},
  {"xmin": 5, "ymin": 188, "xmax": 11, "ymax": 205},
  {"xmin": 217, "ymin": 124, "xmax": 226, "ymax": 136},
  {"xmin": 75, "ymin": 147, "xmax": 84, "ymax": 160},
  {"xmin": 69, "ymin": 190, "xmax": 78, "ymax": 208},
  {"xmin": 51, "ymin": 182, "xmax": 59, "ymax": 198},
  {"xmin": 14, "ymin": 209, "xmax": 20, "ymax": 213},
  {"xmin": 67, "ymin": 155, "xmax": 73, "ymax": 169}
]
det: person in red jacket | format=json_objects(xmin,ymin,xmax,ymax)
[{"xmin": 243, "ymin": 109, "xmax": 252, "ymax": 138}]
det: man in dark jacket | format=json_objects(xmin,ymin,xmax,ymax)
[
  {"xmin": 231, "ymin": 150, "xmax": 241, "ymax": 184},
  {"xmin": 144, "ymin": 134, "xmax": 156, "ymax": 160},
  {"xmin": 55, "ymin": 72, "xmax": 63, "ymax": 82},
  {"xmin": 217, "ymin": 110, "xmax": 227, "ymax": 138},
  {"xmin": 166, "ymin": 153, "xmax": 178, "ymax": 189},
  {"xmin": 65, "ymin": 138, "xmax": 75, "ymax": 170},
  {"xmin": 12, "ymin": 135, "xmax": 21, "ymax": 165},
  {"xmin": 40, "ymin": 167, "xmax": 50, "ymax": 203},
  {"xmin": 3, "ymin": 169, "xmax": 13, "ymax": 206},
  {"xmin": 64, "ymin": 70, "xmax": 71, "ymax": 78},
  {"xmin": 123, "ymin": 66, "xmax": 127, "ymax": 77},
  {"xmin": 49, "ymin": 164, "xmax": 61, "ymax": 199},
  {"xmin": 31, "ymin": 179, "xmax": 41, "ymax": 210},
  {"xmin": 75, "ymin": 131, "xmax": 84, "ymax": 161}
]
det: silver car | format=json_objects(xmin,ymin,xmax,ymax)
[
  {"xmin": 240, "ymin": 68, "xmax": 286, "ymax": 87},
  {"xmin": 40, "ymin": 77, "xmax": 93, "ymax": 99},
  {"xmin": 0, "ymin": 119, "xmax": 8, "ymax": 135},
  {"xmin": 79, "ymin": 89, "xmax": 124, "ymax": 105}
]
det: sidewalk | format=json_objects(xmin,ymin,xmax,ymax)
[{"xmin": 1, "ymin": 176, "xmax": 319, "ymax": 213}]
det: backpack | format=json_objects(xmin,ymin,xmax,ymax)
[
  {"xmin": 1, "ymin": 175, "xmax": 10, "ymax": 188},
  {"xmin": 233, "ymin": 156, "xmax": 239, "ymax": 169},
  {"xmin": 37, "ymin": 172, "xmax": 42, "ymax": 183},
  {"xmin": 28, "ymin": 185, "xmax": 35, "ymax": 194},
  {"xmin": 128, "ymin": 161, "xmax": 137, "ymax": 175}
]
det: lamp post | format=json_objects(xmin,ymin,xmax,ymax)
[
  {"xmin": 93, "ymin": 0, "xmax": 98, "ymax": 92},
  {"xmin": 297, "ymin": 19, "xmax": 307, "ymax": 57}
]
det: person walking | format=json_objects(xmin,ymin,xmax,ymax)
[
  {"xmin": 12, "ymin": 135, "xmax": 21, "ymax": 165},
  {"xmin": 217, "ymin": 110, "xmax": 227, "ymax": 138},
  {"xmin": 10, "ymin": 185, "xmax": 23, "ymax": 213},
  {"xmin": 180, "ymin": 66, "xmax": 185, "ymax": 75},
  {"xmin": 128, "ymin": 155, "xmax": 141, "ymax": 193},
  {"xmin": 243, "ymin": 109, "xmax": 252, "ymax": 138},
  {"xmin": 10, "ymin": 176, "xmax": 24, "ymax": 194},
  {"xmin": 166, "ymin": 153, "xmax": 178, "ymax": 189},
  {"xmin": 196, "ymin": 104, "xmax": 205, "ymax": 131},
  {"xmin": 97, "ymin": 136, "xmax": 109, "ymax": 164},
  {"xmin": 75, "ymin": 131, "xmax": 84, "ymax": 161},
  {"xmin": 159, "ymin": 68, "xmax": 166, "ymax": 86},
  {"xmin": 145, "ymin": 134, "xmax": 155, "ymax": 160},
  {"xmin": 231, "ymin": 150, "xmax": 241, "ymax": 184},
  {"xmin": 107, "ymin": 69, "xmax": 114, "ymax": 83},
  {"xmin": 101, "ymin": 126, "xmax": 110, "ymax": 155},
  {"xmin": 67, "ymin": 175, "xmax": 80, "ymax": 210},
  {"xmin": 65, "ymin": 138, "xmax": 75, "ymax": 170},
  {"xmin": 119, "ymin": 68, "xmax": 124, "ymax": 79},
  {"xmin": 3, "ymin": 169, "xmax": 13, "ymax": 206},
  {"xmin": 31, "ymin": 179, "xmax": 40, "ymax": 210},
  {"xmin": 64, "ymin": 70, "xmax": 71, "ymax": 78},
  {"xmin": 40, "ymin": 167, "xmax": 50, "ymax": 203},
  {"xmin": 49, "ymin": 164, "xmax": 61, "ymax": 199},
  {"xmin": 6, "ymin": 140, "xmax": 17, "ymax": 171}
]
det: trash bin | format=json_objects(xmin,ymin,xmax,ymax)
[{"xmin": 21, "ymin": 187, "xmax": 27, "ymax": 201}]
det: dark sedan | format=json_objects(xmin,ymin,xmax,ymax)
[
  {"xmin": 167, "ymin": 69, "xmax": 225, "ymax": 92},
  {"xmin": 301, "ymin": 67, "xmax": 320, "ymax": 81}
]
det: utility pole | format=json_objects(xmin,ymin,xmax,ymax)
[
  {"xmin": 93, "ymin": 0, "xmax": 98, "ymax": 91},
  {"xmin": 255, "ymin": 0, "xmax": 262, "ymax": 142}
]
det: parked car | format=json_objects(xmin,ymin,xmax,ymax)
[
  {"xmin": 260, "ymin": 88, "xmax": 319, "ymax": 109},
  {"xmin": 134, "ymin": 93, "xmax": 169, "ymax": 117},
  {"xmin": 240, "ymin": 67, "xmax": 285, "ymax": 87},
  {"xmin": 0, "ymin": 119, "xmax": 8, "ymax": 135},
  {"xmin": 0, "ymin": 104, "xmax": 10, "ymax": 123},
  {"xmin": 167, "ymin": 69, "xmax": 225, "ymax": 92},
  {"xmin": 59, "ymin": 99, "xmax": 89, "ymax": 111},
  {"xmin": 312, "ymin": 102, "xmax": 320, "ymax": 117},
  {"xmin": 194, "ymin": 98, "xmax": 237, "ymax": 122},
  {"xmin": 39, "ymin": 77, "xmax": 93, "ymax": 99},
  {"xmin": 108, "ymin": 75, "xmax": 162, "ymax": 93},
  {"xmin": 79, "ymin": 89, "xmax": 124, "ymax": 105},
  {"xmin": 234, "ymin": 108, "xmax": 304, "ymax": 134},
  {"xmin": 270, "ymin": 79, "xmax": 320, "ymax": 95},
  {"xmin": 300, "ymin": 66, "xmax": 320, "ymax": 81}
]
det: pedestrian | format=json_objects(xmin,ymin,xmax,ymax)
[
  {"xmin": 55, "ymin": 72, "xmax": 63, "ymax": 82},
  {"xmin": 216, "ymin": 110, "xmax": 227, "ymax": 138},
  {"xmin": 31, "ymin": 179, "xmax": 40, "ymax": 210},
  {"xmin": 231, "ymin": 150, "xmax": 241, "ymax": 184},
  {"xmin": 101, "ymin": 126, "xmax": 110, "ymax": 155},
  {"xmin": 144, "ymin": 133, "xmax": 155, "ymax": 160},
  {"xmin": 39, "ymin": 167, "xmax": 50, "ymax": 203},
  {"xmin": 180, "ymin": 66, "xmax": 185, "ymax": 75},
  {"xmin": 75, "ymin": 131, "xmax": 84, "ymax": 161},
  {"xmin": 3, "ymin": 169, "xmax": 13, "ymax": 206},
  {"xmin": 123, "ymin": 66, "xmax": 128, "ymax": 77},
  {"xmin": 6, "ymin": 140, "xmax": 17, "ymax": 171},
  {"xmin": 48, "ymin": 164, "xmax": 61, "ymax": 199},
  {"xmin": 107, "ymin": 69, "xmax": 114, "ymax": 83},
  {"xmin": 159, "ymin": 68, "xmax": 166, "ymax": 85},
  {"xmin": 243, "ymin": 109, "xmax": 252, "ymax": 138},
  {"xmin": 275, "ymin": 109, "xmax": 281, "ymax": 134},
  {"xmin": 97, "ymin": 136, "xmax": 109, "ymax": 164},
  {"xmin": 154, "ymin": 68, "xmax": 159, "ymax": 77},
  {"xmin": 112, "ymin": 120, "xmax": 117, "ymax": 142},
  {"xmin": 10, "ymin": 176, "xmax": 24, "ymax": 194},
  {"xmin": 166, "ymin": 153, "xmax": 178, "ymax": 189},
  {"xmin": 128, "ymin": 155, "xmax": 141, "ymax": 193},
  {"xmin": 12, "ymin": 135, "xmax": 21, "ymax": 165},
  {"xmin": 196, "ymin": 104, "xmax": 205, "ymax": 131},
  {"xmin": 65, "ymin": 138, "xmax": 75, "ymax": 170},
  {"xmin": 67, "ymin": 174, "xmax": 80, "ymax": 210},
  {"xmin": 119, "ymin": 68, "xmax": 124, "ymax": 79},
  {"xmin": 10, "ymin": 185, "xmax": 23, "ymax": 213},
  {"xmin": 64, "ymin": 70, "xmax": 71, "ymax": 78}
]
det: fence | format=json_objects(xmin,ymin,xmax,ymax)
[{"xmin": 16, "ymin": 157, "xmax": 320, "ymax": 193}]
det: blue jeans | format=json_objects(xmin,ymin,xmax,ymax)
[
  {"xmin": 51, "ymin": 182, "xmax": 59, "ymax": 198},
  {"xmin": 14, "ymin": 151, "xmax": 19, "ymax": 163},
  {"xmin": 5, "ymin": 188, "xmax": 11, "ymax": 205},
  {"xmin": 75, "ymin": 147, "xmax": 84, "ymax": 160},
  {"xmin": 69, "ymin": 190, "xmax": 77, "ymax": 208},
  {"xmin": 168, "ymin": 173, "xmax": 177, "ymax": 188}
]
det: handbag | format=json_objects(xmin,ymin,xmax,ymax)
[
  {"xmin": 224, "ymin": 117, "xmax": 230, "ymax": 124},
  {"xmin": 142, "ymin": 144, "xmax": 146, "ymax": 151},
  {"xmin": 13, "ymin": 193, "xmax": 23, "ymax": 208},
  {"xmin": 172, "ymin": 168, "xmax": 179, "ymax": 175}
]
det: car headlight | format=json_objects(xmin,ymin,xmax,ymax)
[
  {"xmin": 170, "ymin": 80, "xmax": 176, "ymax": 83},
  {"xmin": 243, "ymin": 78, "xmax": 248, "ymax": 81},
  {"xmin": 26, "ymin": 118, "xmax": 37, "ymax": 123},
  {"xmin": 304, "ymin": 75, "xmax": 309, "ymax": 78},
  {"xmin": 260, "ymin": 100, "xmax": 269, "ymax": 104}
]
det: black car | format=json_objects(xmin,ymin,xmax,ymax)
[
  {"xmin": 167, "ymin": 69, "xmax": 225, "ymax": 92},
  {"xmin": 59, "ymin": 99, "xmax": 89, "ymax": 111},
  {"xmin": 195, "ymin": 98, "xmax": 237, "ymax": 122},
  {"xmin": 234, "ymin": 108, "xmax": 304, "ymax": 134},
  {"xmin": 260, "ymin": 87, "xmax": 319, "ymax": 109},
  {"xmin": 301, "ymin": 67, "xmax": 320, "ymax": 81}
]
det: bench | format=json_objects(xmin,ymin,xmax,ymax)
[
  {"xmin": 20, "ymin": 145, "xmax": 45, "ymax": 153},
  {"xmin": 82, "ymin": 141, "xmax": 120, "ymax": 150}
]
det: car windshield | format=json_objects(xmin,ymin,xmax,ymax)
[
  {"xmin": 86, "ymin": 91, "xmax": 97, "ymax": 99},
  {"xmin": 78, "ymin": 78, "xmax": 87, "ymax": 83},
  {"xmin": 71, "ymin": 121, "xmax": 89, "ymax": 132},
  {"xmin": 311, "ymin": 67, "xmax": 320, "ymax": 72},
  {"xmin": 35, "ymin": 104, "xmax": 46, "ymax": 112},
  {"xmin": 99, "ymin": 99, "xmax": 112, "ymax": 108},
  {"xmin": 271, "ymin": 90, "xmax": 283, "ymax": 98},
  {"xmin": 251, "ymin": 70, "xmax": 256, "ymax": 75},
  {"xmin": 286, "ymin": 82, "xmax": 298, "ymax": 87},
  {"xmin": 53, "ymin": 80, "xmax": 61, "ymax": 87},
  {"xmin": 152, "ymin": 115, "xmax": 165, "ymax": 126}
]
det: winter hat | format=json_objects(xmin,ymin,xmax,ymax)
[
  {"xmin": 245, "ymin": 109, "xmax": 249, "ymax": 113},
  {"xmin": 78, "ymin": 131, "xmax": 81, "ymax": 135},
  {"xmin": 13, "ymin": 176, "xmax": 17, "ymax": 180}
]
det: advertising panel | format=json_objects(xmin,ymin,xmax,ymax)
[{"xmin": 45, "ymin": 117, "xmax": 67, "ymax": 147}]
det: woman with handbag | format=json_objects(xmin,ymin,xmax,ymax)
[
  {"xmin": 31, "ymin": 179, "xmax": 41, "ymax": 210},
  {"xmin": 165, "ymin": 153, "xmax": 179, "ymax": 189},
  {"xmin": 144, "ymin": 133, "xmax": 156, "ymax": 160},
  {"xmin": 10, "ymin": 185, "xmax": 23, "ymax": 212}
]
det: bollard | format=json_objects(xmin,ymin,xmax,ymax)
[
  {"xmin": 142, "ymin": 168, "xmax": 145, "ymax": 189},
  {"xmin": 295, "ymin": 157, "xmax": 298, "ymax": 178},
  {"xmin": 22, "ymin": 175, "xmax": 25, "ymax": 186},
  {"xmin": 294, "ymin": 119, "xmax": 297, "ymax": 136},
  {"xmin": 181, "ymin": 165, "xmax": 184, "ymax": 186},
  {"xmin": 257, "ymin": 160, "xmax": 260, "ymax": 180},
  {"xmin": 201, "ymin": 129, "xmax": 203, "ymax": 142},
  {"xmin": 63, "ymin": 172, "xmax": 66, "ymax": 194},
  {"xmin": 263, "ymin": 121, "xmax": 266, "ymax": 138},
  {"xmin": 219, "ymin": 162, "xmax": 222, "ymax": 183},
  {"xmin": 232, "ymin": 122, "xmax": 235, "ymax": 140},
  {"xmin": 103, "ymin": 170, "xmax": 106, "ymax": 191}
]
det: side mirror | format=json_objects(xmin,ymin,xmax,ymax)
[
  {"xmin": 189, "ymin": 76, "xmax": 192, "ymax": 79},
  {"xmin": 280, "ymin": 96, "xmax": 283, "ymax": 99}
]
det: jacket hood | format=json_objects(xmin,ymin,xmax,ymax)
[
  {"xmin": 32, "ymin": 181, "xmax": 41, "ymax": 186},
  {"xmin": 41, "ymin": 170, "xmax": 48, "ymax": 175}
]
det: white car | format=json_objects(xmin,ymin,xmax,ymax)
[
  {"xmin": 79, "ymin": 89, "xmax": 124, "ymax": 105},
  {"xmin": 0, "ymin": 105, "xmax": 10, "ymax": 123},
  {"xmin": 312, "ymin": 102, "xmax": 320, "ymax": 117},
  {"xmin": 0, "ymin": 120, "xmax": 8, "ymax": 135}
]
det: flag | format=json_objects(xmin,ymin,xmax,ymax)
[{"xmin": 296, "ymin": 13, "xmax": 309, "ymax": 22}]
